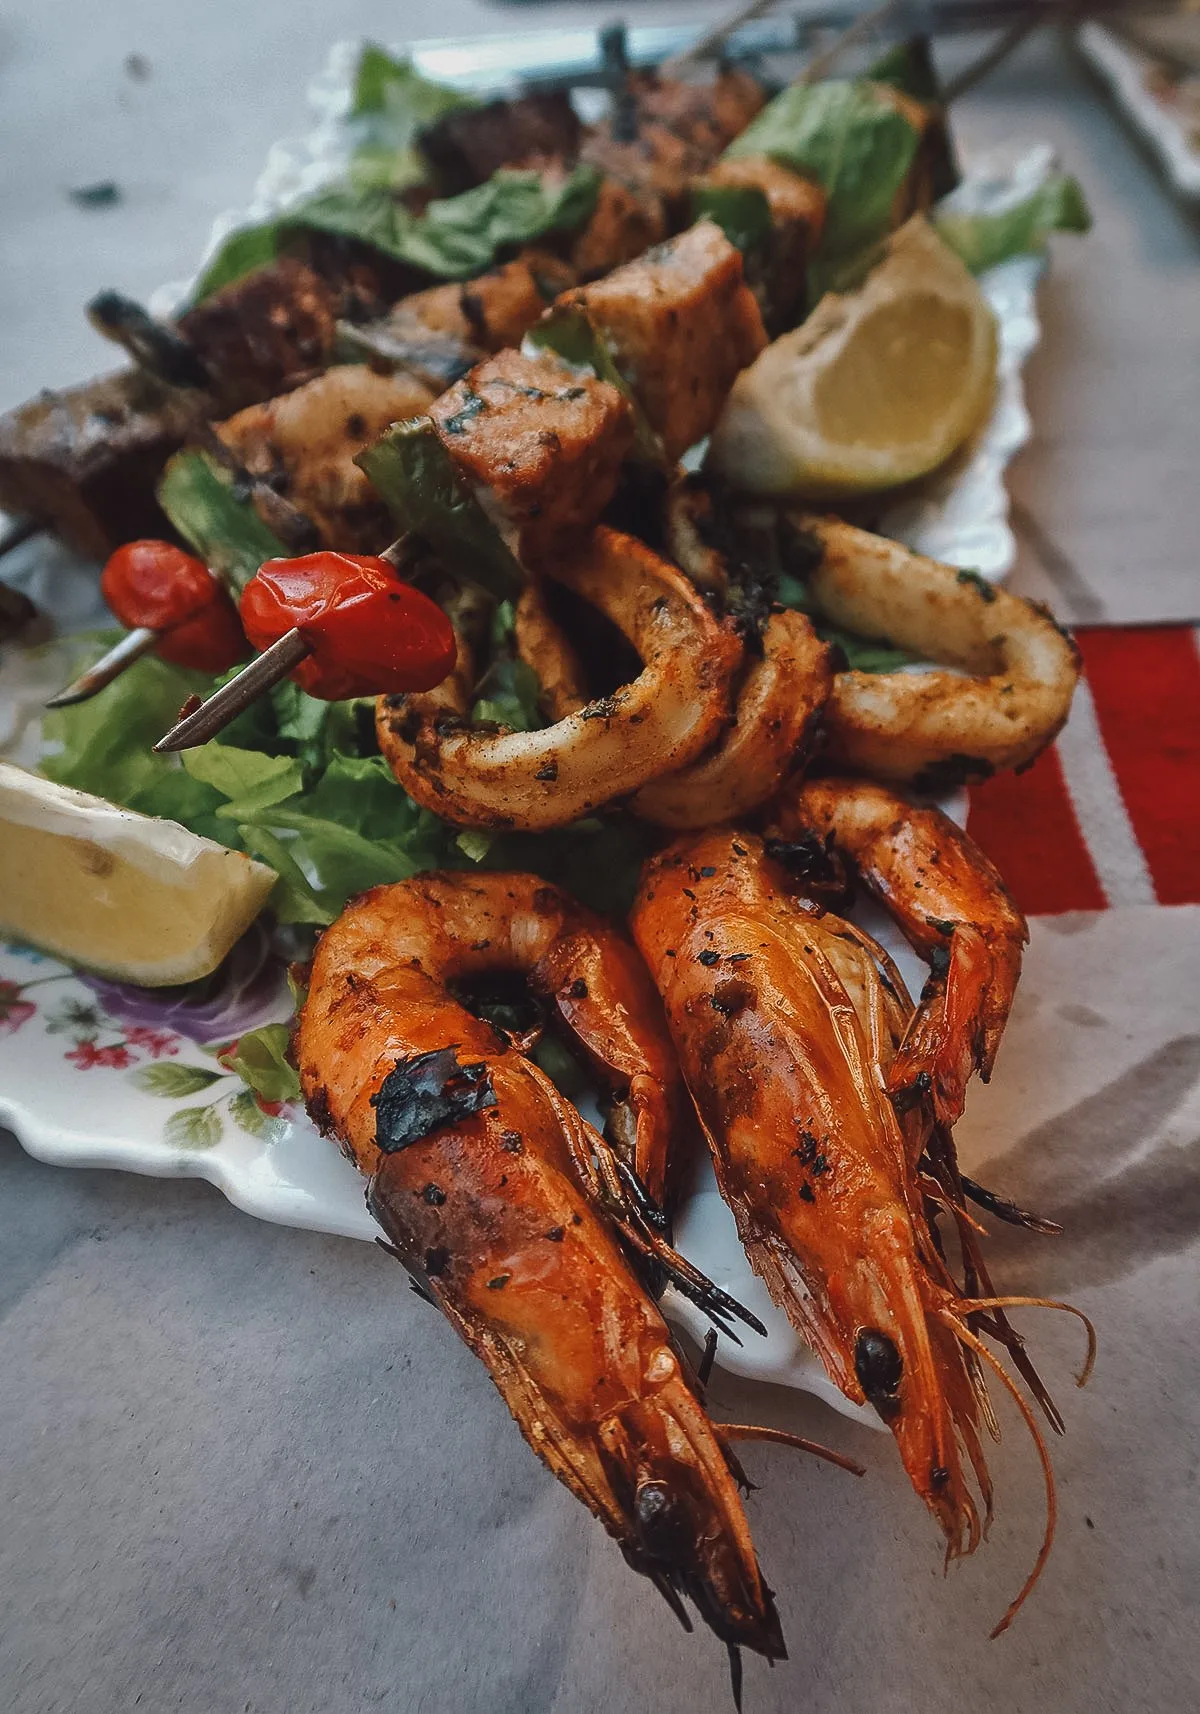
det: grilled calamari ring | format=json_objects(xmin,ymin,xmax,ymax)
[
  {"xmin": 376, "ymin": 526, "xmax": 741, "ymax": 830},
  {"xmin": 794, "ymin": 514, "xmax": 1081, "ymax": 789},
  {"xmin": 513, "ymin": 578, "xmax": 588, "ymax": 725},
  {"xmin": 632, "ymin": 609, "xmax": 831, "ymax": 828}
]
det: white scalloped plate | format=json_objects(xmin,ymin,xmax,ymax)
[{"xmin": 1, "ymin": 36, "xmax": 1052, "ymax": 1416}]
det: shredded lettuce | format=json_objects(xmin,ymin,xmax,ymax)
[
  {"xmin": 934, "ymin": 174, "xmax": 1091, "ymax": 274},
  {"xmin": 37, "ymin": 628, "xmax": 656, "ymax": 927}
]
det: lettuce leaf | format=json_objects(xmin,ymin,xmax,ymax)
[
  {"xmin": 690, "ymin": 182, "xmax": 773, "ymax": 257},
  {"xmin": 193, "ymin": 166, "xmax": 599, "ymax": 301},
  {"xmin": 357, "ymin": 417, "xmax": 524, "ymax": 600},
  {"xmin": 726, "ymin": 80, "xmax": 920, "ymax": 265},
  {"xmin": 157, "ymin": 452, "xmax": 288, "ymax": 596},
  {"xmin": 934, "ymin": 174, "xmax": 1091, "ymax": 274},
  {"xmin": 867, "ymin": 36, "xmax": 944, "ymax": 103},
  {"xmin": 218, "ymin": 1022, "xmax": 301, "ymax": 1103},
  {"xmin": 471, "ymin": 601, "xmax": 544, "ymax": 731},
  {"xmin": 348, "ymin": 45, "xmax": 476, "ymax": 195}
]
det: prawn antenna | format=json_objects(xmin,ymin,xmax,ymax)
[
  {"xmin": 718, "ymin": 1422, "xmax": 865, "ymax": 1478},
  {"xmin": 727, "ymin": 1642, "xmax": 744, "ymax": 1714},
  {"xmin": 957, "ymin": 1296, "xmax": 1096, "ymax": 1389},
  {"xmin": 939, "ymin": 1312, "xmax": 1057, "ymax": 1639}
]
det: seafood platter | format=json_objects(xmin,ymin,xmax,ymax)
[{"xmin": 0, "ymin": 15, "xmax": 1096, "ymax": 1691}]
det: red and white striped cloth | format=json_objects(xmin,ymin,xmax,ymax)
[{"xmin": 966, "ymin": 625, "xmax": 1200, "ymax": 915}]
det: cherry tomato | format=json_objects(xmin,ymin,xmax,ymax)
[
  {"xmin": 100, "ymin": 540, "xmax": 247, "ymax": 673},
  {"xmin": 238, "ymin": 552, "xmax": 456, "ymax": 702}
]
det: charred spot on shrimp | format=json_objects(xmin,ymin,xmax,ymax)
[
  {"xmin": 854, "ymin": 1329, "xmax": 904, "ymax": 1419},
  {"xmin": 763, "ymin": 831, "xmax": 848, "ymax": 902},
  {"xmin": 890, "ymin": 1069, "xmax": 932, "ymax": 1114},
  {"xmin": 710, "ymin": 978, "xmax": 754, "ymax": 1018},
  {"xmin": 371, "ymin": 1046, "xmax": 497, "ymax": 1155}
]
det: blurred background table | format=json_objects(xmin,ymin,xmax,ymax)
[{"xmin": 2, "ymin": 6, "xmax": 1198, "ymax": 1712}]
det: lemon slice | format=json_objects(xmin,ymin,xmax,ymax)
[
  {"xmin": 707, "ymin": 216, "xmax": 998, "ymax": 498},
  {"xmin": 0, "ymin": 762, "xmax": 276, "ymax": 986}
]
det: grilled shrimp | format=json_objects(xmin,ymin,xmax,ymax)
[
  {"xmin": 376, "ymin": 528, "xmax": 741, "ymax": 830},
  {"xmin": 792, "ymin": 515, "xmax": 1080, "ymax": 788},
  {"xmin": 296, "ymin": 872, "xmax": 785, "ymax": 1662},
  {"xmin": 631, "ymin": 812, "xmax": 1093, "ymax": 1632}
]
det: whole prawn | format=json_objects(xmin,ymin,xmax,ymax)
[
  {"xmin": 631, "ymin": 781, "xmax": 1094, "ymax": 1633},
  {"xmin": 296, "ymin": 871, "xmax": 788, "ymax": 1666}
]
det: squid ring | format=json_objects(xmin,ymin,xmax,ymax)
[
  {"xmin": 376, "ymin": 526, "xmax": 741, "ymax": 830},
  {"xmin": 793, "ymin": 514, "xmax": 1080, "ymax": 789},
  {"xmin": 632, "ymin": 609, "xmax": 832, "ymax": 828}
]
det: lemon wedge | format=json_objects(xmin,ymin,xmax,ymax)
[
  {"xmin": 707, "ymin": 215, "xmax": 998, "ymax": 498},
  {"xmin": 0, "ymin": 762, "xmax": 276, "ymax": 986}
]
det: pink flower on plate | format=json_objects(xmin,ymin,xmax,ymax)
[
  {"xmin": 0, "ymin": 982, "xmax": 35, "ymax": 1035},
  {"xmin": 66, "ymin": 1040, "xmax": 134, "ymax": 1071},
  {"xmin": 124, "ymin": 1024, "xmax": 180, "ymax": 1059}
]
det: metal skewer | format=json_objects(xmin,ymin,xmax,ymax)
[
  {"xmin": 148, "ymin": 532, "xmax": 419, "ymax": 751},
  {"xmin": 153, "ymin": 628, "xmax": 312, "ymax": 752},
  {"xmin": 45, "ymin": 626, "xmax": 161, "ymax": 709}
]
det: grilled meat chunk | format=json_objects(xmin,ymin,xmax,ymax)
[
  {"xmin": 0, "ymin": 369, "xmax": 216, "ymax": 558},
  {"xmin": 177, "ymin": 258, "xmax": 339, "ymax": 412},
  {"xmin": 418, "ymin": 91, "xmax": 583, "ymax": 195},
  {"xmin": 698, "ymin": 155, "xmax": 827, "ymax": 334}
]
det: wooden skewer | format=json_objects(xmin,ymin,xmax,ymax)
[{"xmin": 661, "ymin": 0, "xmax": 791, "ymax": 77}]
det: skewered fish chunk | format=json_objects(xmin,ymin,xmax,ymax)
[
  {"xmin": 427, "ymin": 348, "xmax": 634, "ymax": 566},
  {"xmin": 558, "ymin": 220, "xmax": 767, "ymax": 460},
  {"xmin": 215, "ymin": 365, "xmax": 435, "ymax": 552},
  {"xmin": 345, "ymin": 253, "xmax": 576, "ymax": 390},
  {"xmin": 417, "ymin": 90, "xmax": 583, "ymax": 195},
  {"xmin": 698, "ymin": 154, "xmax": 828, "ymax": 334}
]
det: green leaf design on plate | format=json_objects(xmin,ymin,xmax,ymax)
[
  {"xmin": 228, "ymin": 1088, "xmax": 288, "ymax": 1143},
  {"xmin": 131, "ymin": 1061, "xmax": 225, "ymax": 1097},
  {"xmin": 163, "ymin": 1104, "xmax": 223, "ymax": 1150}
]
